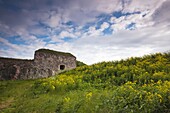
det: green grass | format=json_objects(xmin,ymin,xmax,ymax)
[
  {"xmin": 0, "ymin": 80, "xmax": 107, "ymax": 113},
  {"xmin": 0, "ymin": 52, "xmax": 170, "ymax": 113},
  {"xmin": 0, "ymin": 80, "xmax": 59, "ymax": 113}
]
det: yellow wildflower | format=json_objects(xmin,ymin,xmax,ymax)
[
  {"xmin": 157, "ymin": 94, "xmax": 163, "ymax": 103},
  {"xmin": 51, "ymin": 85, "xmax": 55, "ymax": 90},
  {"xmin": 64, "ymin": 97, "xmax": 70, "ymax": 103},
  {"xmin": 86, "ymin": 92, "xmax": 93, "ymax": 100}
]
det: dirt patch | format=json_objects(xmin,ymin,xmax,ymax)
[{"xmin": 0, "ymin": 98, "xmax": 14, "ymax": 110}]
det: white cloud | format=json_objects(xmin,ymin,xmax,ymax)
[
  {"xmin": 62, "ymin": 0, "xmax": 120, "ymax": 25},
  {"xmin": 110, "ymin": 16, "xmax": 125, "ymax": 23},
  {"xmin": 111, "ymin": 21, "xmax": 127, "ymax": 32},
  {"xmin": 62, "ymin": 0, "xmax": 167, "ymax": 26},
  {"xmin": 100, "ymin": 22, "xmax": 110, "ymax": 31},
  {"xmin": 0, "ymin": 0, "xmax": 170, "ymax": 65},
  {"xmin": 17, "ymin": 22, "xmax": 170, "ymax": 64},
  {"xmin": 122, "ymin": 0, "xmax": 166, "ymax": 13},
  {"xmin": 95, "ymin": 0, "xmax": 121, "ymax": 13},
  {"xmin": 83, "ymin": 22, "xmax": 110, "ymax": 37},
  {"xmin": 0, "ymin": 38, "xmax": 20, "ymax": 50},
  {"xmin": 0, "ymin": 35, "xmax": 46, "ymax": 59},
  {"xmin": 68, "ymin": 25, "xmax": 170, "ymax": 64},
  {"xmin": 50, "ymin": 35, "xmax": 63, "ymax": 43},
  {"xmin": 1, "ymin": 23, "xmax": 170, "ymax": 65},
  {"xmin": 110, "ymin": 11, "xmax": 155, "ymax": 32},
  {"xmin": 152, "ymin": 0, "xmax": 170, "ymax": 26},
  {"xmin": 42, "ymin": 11, "xmax": 61, "ymax": 28},
  {"xmin": 59, "ymin": 31, "xmax": 76, "ymax": 39},
  {"xmin": 84, "ymin": 26, "xmax": 101, "ymax": 37}
]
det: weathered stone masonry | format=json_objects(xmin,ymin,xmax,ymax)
[{"xmin": 0, "ymin": 49, "xmax": 76, "ymax": 80}]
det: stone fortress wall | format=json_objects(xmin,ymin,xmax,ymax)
[{"xmin": 0, "ymin": 49, "xmax": 76, "ymax": 80}]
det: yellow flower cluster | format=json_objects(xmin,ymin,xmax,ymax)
[{"xmin": 86, "ymin": 92, "xmax": 93, "ymax": 100}]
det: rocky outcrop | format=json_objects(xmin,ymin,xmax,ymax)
[{"xmin": 0, "ymin": 49, "xmax": 76, "ymax": 80}]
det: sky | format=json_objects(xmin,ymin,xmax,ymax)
[{"xmin": 0, "ymin": 0, "xmax": 170, "ymax": 65}]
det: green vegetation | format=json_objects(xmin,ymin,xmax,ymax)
[
  {"xmin": 76, "ymin": 60, "xmax": 87, "ymax": 67},
  {"xmin": 0, "ymin": 52, "xmax": 170, "ymax": 113}
]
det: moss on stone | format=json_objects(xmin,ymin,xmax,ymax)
[{"xmin": 35, "ymin": 49, "xmax": 75, "ymax": 57}]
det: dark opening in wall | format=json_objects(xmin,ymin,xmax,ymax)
[{"xmin": 60, "ymin": 65, "xmax": 65, "ymax": 70}]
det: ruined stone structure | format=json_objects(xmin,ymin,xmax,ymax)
[{"xmin": 0, "ymin": 49, "xmax": 76, "ymax": 80}]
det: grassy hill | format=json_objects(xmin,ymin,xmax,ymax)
[{"xmin": 0, "ymin": 52, "xmax": 170, "ymax": 113}]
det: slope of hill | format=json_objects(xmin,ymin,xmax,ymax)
[{"xmin": 0, "ymin": 52, "xmax": 170, "ymax": 113}]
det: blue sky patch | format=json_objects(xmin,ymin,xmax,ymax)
[
  {"xmin": 103, "ymin": 27, "xmax": 113, "ymax": 35},
  {"xmin": 126, "ymin": 23, "xmax": 136, "ymax": 30},
  {"xmin": 96, "ymin": 14, "xmax": 112, "ymax": 29},
  {"xmin": 81, "ymin": 22, "xmax": 96, "ymax": 32},
  {"xmin": 64, "ymin": 21, "xmax": 75, "ymax": 26},
  {"xmin": 6, "ymin": 35, "xmax": 26, "ymax": 45},
  {"xmin": 61, "ymin": 37, "xmax": 74, "ymax": 42},
  {"xmin": 112, "ymin": 11, "xmax": 141, "ymax": 18}
]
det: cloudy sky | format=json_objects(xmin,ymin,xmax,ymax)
[{"xmin": 0, "ymin": 0, "xmax": 170, "ymax": 64}]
